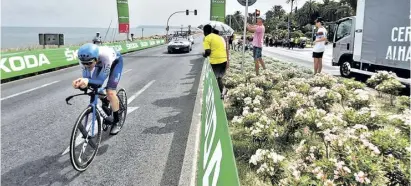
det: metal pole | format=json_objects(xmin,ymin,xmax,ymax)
[
  {"xmin": 241, "ymin": 0, "xmax": 248, "ymax": 73},
  {"xmin": 142, "ymin": 28, "xmax": 144, "ymax": 38},
  {"xmin": 103, "ymin": 19, "xmax": 113, "ymax": 42},
  {"xmin": 166, "ymin": 10, "xmax": 189, "ymax": 42},
  {"xmin": 309, "ymin": 0, "xmax": 314, "ymax": 45},
  {"xmin": 287, "ymin": 0, "xmax": 294, "ymax": 40}
]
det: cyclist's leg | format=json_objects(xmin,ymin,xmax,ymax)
[{"xmin": 107, "ymin": 54, "xmax": 124, "ymax": 125}]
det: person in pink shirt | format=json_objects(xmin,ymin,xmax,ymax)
[{"xmin": 247, "ymin": 17, "xmax": 266, "ymax": 75}]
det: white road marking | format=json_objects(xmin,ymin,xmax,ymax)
[
  {"xmin": 1, "ymin": 81, "xmax": 60, "ymax": 101},
  {"xmin": 123, "ymin": 69, "xmax": 132, "ymax": 74},
  {"xmin": 61, "ymin": 107, "xmax": 140, "ymax": 156},
  {"xmin": 127, "ymin": 80, "xmax": 156, "ymax": 104}
]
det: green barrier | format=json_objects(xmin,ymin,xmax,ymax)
[
  {"xmin": 0, "ymin": 39, "xmax": 165, "ymax": 80},
  {"xmin": 197, "ymin": 60, "xmax": 240, "ymax": 186}
]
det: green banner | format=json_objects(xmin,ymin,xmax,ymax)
[
  {"xmin": 197, "ymin": 61, "xmax": 240, "ymax": 186},
  {"xmin": 0, "ymin": 39, "xmax": 165, "ymax": 80},
  {"xmin": 116, "ymin": 0, "xmax": 130, "ymax": 33},
  {"xmin": 210, "ymin": 0, "xmax": 226, "ymax": 22},
  {"xmin": 116, "ymin": 0, "xmax": 129, "ymax": 24}
]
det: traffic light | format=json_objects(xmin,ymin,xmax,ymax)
[
  {"xmin": 186, "ymin": 9, "xmax": 189, "ymax": 15},
  {"xmin": 194, "ymin": 9, "xmax": 197, "ymax": 15},
  {"xmin": 255, "ymin": 9, "xmax": 260, "ymax": 17}
]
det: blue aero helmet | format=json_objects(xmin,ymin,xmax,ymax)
[{"xmin": 78, "ymin": 43, "xmax": 100, "ymax": 64}]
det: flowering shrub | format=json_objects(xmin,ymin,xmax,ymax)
[
  {"xmin": 310, "ymin": 87, "xmax": 342, "ymax": 111},
  {"xmin": 367, "ymin": 71, "xmax": 398, "ymax": 87},
  {"xmin": 375, "ymin": 78, "xmax": 406, "ymax": 105},
  {"xmin": 395, "ymin": 96, "xmax": 411, "ymax": 112},
  {"xmin": 346, "ymin": 89, "xmax": 371, "ymax": 110},
  {"xmin": 309, "ymin": 73, "xmax": 338, "ymax": 89},
  {"xmin": 224, "ymin": 73, "xmax": 247, "ymax": 89},
  {"xmin": 341, "ymin": 78, "xmax": 366, "ymax": 90},
  {"xmin": 225, "ymin": 51, "xmax": 410, "ymax": 186},
  {"xmin": 279, "ymin": 92, "xmax": 311, "ymax": 120},
  {"xmin": 249, "ymin": 149, "xmax": 286, "ymax": 185}
]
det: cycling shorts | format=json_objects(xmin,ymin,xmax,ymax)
[{"xmin": 107, "ymin": 52, "xmax": 124, "ymax": 90}]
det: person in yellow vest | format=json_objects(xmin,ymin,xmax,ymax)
[{"xmin": 202, "ymin": 25, "xmax": 229, "ymax": 99}]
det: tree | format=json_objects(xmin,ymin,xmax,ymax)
[
  {"xmin": 273, "ymin": 5, "xmax": 286, "ymax": 19},
  {"xmin": 225, "ymin": 11, "xmax": 244, "ymax": 32},
  {"xmin": 294, "ymin": 1, "xmax": 320, "ymax": 26},
  {"xmin": 340, "ymin": 0, "xmax": 357, "ymax": 14}
]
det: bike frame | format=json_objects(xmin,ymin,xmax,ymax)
[{"xmin": 88, "ymin": 87, "xmax": 106, "ymax": 137}]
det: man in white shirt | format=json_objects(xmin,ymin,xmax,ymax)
[{"xmin": 312, "ymin": 17, "xmax": 328, "ymax": 74}]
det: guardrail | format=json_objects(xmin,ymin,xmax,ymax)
[
  {"xmin": 197, "ymin": 59, "xmax": 240, "ymax": 186},
  {"xmin": 0, "ymin": 39, "xmax": 165, "ymax": 80}
]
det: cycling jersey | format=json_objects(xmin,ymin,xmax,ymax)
[{"xmin": 80, "ymin": 46, "xmax": 123, "ymax": 90}]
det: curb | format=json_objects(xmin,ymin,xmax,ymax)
[{"xmin": 178, "ymin": 59, "xmax": 206, "ymax": 186}]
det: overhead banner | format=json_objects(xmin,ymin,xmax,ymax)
[
  {"xmin": 116, "ymin": 0, "xmax": 130, "ymax": 33},
  {"xmin": 210, "ymin": 0, "xmax": 226, "ymax": 22}
]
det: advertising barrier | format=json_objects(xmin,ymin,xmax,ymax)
[
  {"xmin": 197, "ymin": 60, "xmax": 240, "ymax": 186},
  {"xmin": 0, "ymin": 39, "xmax": 165, "ymax": 80}
]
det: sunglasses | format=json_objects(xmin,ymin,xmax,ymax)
[{"xmin": 81, "ymin": 59, "xmax": 96, "ymax": 66}]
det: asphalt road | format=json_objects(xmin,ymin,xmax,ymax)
[
  {"xmin": 263, "ymin": 45, "xmax": 340, "ymax": 76},
  {"xmin": 1, "ymin": 38, "xmax": 204, "ymax": 186}
]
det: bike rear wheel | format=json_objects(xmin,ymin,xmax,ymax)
[
  {"xmin": 70, "ymin": 106, "xmax": 102, "ymax": 172},
  {"xmin": 116, "ymin": 88, "xmax": 128, "ymax": 131}
]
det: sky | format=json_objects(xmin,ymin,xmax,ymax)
[{"xmin": 1, "ymin": 0, "xmax": 313, "ymax": 28}]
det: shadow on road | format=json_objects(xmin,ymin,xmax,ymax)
[
  {"xmin": 1, "ymin": 124, "xmax": 116, "ymax": 186},
  {"xmin": 142, "ymin": 57, "xmax": 203, "ymax": 186},
  {"xmin": 1, "ymin": 154, "xmax": 80, "ymax": 186}
]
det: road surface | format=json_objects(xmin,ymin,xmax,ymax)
[
  {"xmin": 1, "ymin": 38, "xmax": 204, "ymax": 186},
  {"xmin": 263, "ymin": 45, "xmax": 340, "ymax": 76}
]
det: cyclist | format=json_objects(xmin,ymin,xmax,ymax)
[{"xmin": 72, "ymin": 43, "xmax": 124, "ymax": 135}]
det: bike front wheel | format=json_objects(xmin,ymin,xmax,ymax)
[
  {"xmin": 70, "ymin": 106, "xmax": 102, "ymax": 172},
  {"xmin": 116, "ymin": 88, "xmax": 128, "ymax": 130}
]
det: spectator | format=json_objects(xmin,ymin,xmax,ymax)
[
  {"xmin": 202, "ymin": 25, "xmax": 228, "ymax": 99},
  {"xmin": 92, "ymin": 32, "xmax": 102, "ymax": 44},
  {"xmin": 265, "ymin": 36, "xmax": 269, "ymax": 47},
  {"xmin": 247, "ymin": 17, "xmax": 266, "ymax": 75},
  {"xmin": 229, "ymin": 34, "xmax": 234, "ymax": 50},
  {"xmin": 312, "ymin": 17, "xmax": 328, "ymax": 74},
  {"xmin": 130, "ymin": 33, "xmax": 134, "ymax": 41}
]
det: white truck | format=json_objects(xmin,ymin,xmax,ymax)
[{"xmin": 332, "ymin": 0, "xmax": 410, "ymax": 85}]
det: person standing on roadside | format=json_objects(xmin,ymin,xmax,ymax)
[
  {"xmin": 202, "ymin": 25, "xmax": 228, "ymax": 99},
  {"xmin": 312, "ymin": 17, "xmax": 328, "ymax": 74},
  {"xmin": 247, "ymin": 17, "xmax": 266, "ymax": 75}
]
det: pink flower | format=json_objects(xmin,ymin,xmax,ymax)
[{"xmin": 354, "ymin": 171, "xmax": 369, "ymax": 183}]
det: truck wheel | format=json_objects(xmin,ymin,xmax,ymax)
[{"xmin": 340, "ymin": 61, "xmax": 352, "ymax": 77}]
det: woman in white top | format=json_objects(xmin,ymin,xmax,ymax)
[{"xmin": 312, "ymin": 17, "xmax": 328, "ymax": 74}]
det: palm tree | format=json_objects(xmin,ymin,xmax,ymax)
[
  {"xmin": 319, "ymin": 1, "xmax": 352, "ymax": 22},
  {"xmin": 224, "ymin": 11, "xmax": 244, "ymax": 32},
  {"xmin": 273, "ymin": 5, "xmax": 286, "ymax": 19},
  {"xmin": 294, "ymin": 1, "xmax": 319, "ymax": 26},
  {"xmin": 286, "ymin": 0, "xmax": 298, "ymax": 38},
  {"xmin": 340, "ymin": 0, "xmax": 357, "ymax": 14}
]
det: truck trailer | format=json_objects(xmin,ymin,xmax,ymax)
[{"xmin": 332, "ymin": 0, "xmax": 410, "ymax": 85}]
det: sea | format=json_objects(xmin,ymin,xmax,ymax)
[{"xmin": 1, "ymin": 26, "xmax": 184, "ymax": 49}]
